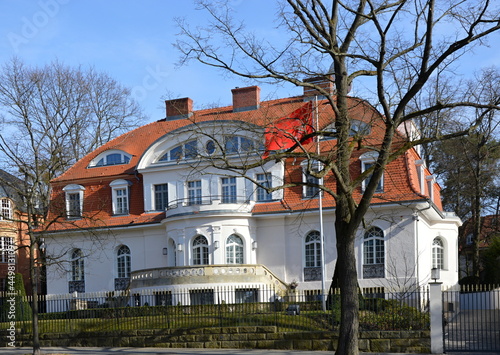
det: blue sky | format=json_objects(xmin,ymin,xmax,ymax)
[
  {"xmin": 0, "ymin": 0, "xmax": 300, "ymax": 122},
  {"xmin": 0, "ymin": 0, "xmax": 499, "ymax": 123}
]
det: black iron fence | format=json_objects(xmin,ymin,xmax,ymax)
[
  {"xmin": 443, "ymin": 285, "xmax": 500, "ymax": 352},
  {"xmin": 0, "ymin": 286, "xmax": 429, "ymax": 334}
]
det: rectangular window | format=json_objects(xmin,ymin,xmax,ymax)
[
  {"xmin": 0, "ymin": 199, "xmax": 12, "ymax": 220},
  {"xmin": 221, "ymin": 177, "xmax": 237, "ymax": 203},
  {"xmin": 67, "ymin": 193, "xmax": 81, "ymax": 218},
  {"xmin": 304, "ymin": 174, "xmax": 320, "ymax": 198},
  {"xmin": 187, "ymin": 180, "xmax": 202, "ymax": 205},
  {"xmin": 235, "ymin": 288, "xmax": 258, "ymax": 303},
  {"xmin": 154, "ymin": 184, "xmax": 168, "ymax": 211},
  {"xmin": 256, "ymin": 173, "xmax": 272, "ymax": 201},
  {"xmin": 190, "ymin": 289, "xmax": 214, "ymax": 305},
  {"xmin": 362, "ymin": 162, "xmax": 383, "ymax": 192},
  {"xmin": 155, "ymin": 291, "xmax": 172, "ymax": 306},
  {"xmin": 0, "ymin": 237, "xmax": 14, "ymax": 263},
  {"xmin": 224, "ymin": 136, "xmax": 239, "ymax": 154},
  {"xmin": 185, "ymin": 140, "xmax": 198, "ymax": 159},
  {"xmin": 115, "ymin": 188, "xmax": 129, "ymax": 215}
]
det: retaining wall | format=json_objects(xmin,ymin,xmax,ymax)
[{"xmin": 4, "ymin": 327, "xmax": 431, "ymax": 353}]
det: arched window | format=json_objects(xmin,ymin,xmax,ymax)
[
  {"xmin": 432, "ymin": 238, "xmax": 444, "ymax": 270},
  {"xmin": 226, "ymin": 234, "xmax": 244, "ymax": 264},
  {"xmin": 363, "ymin": 227, "xmax": 385, "ymax": 278},
  {"xmin": 192, "ymin": 235, "xmax": 209, "ymax": 265},
  {"xmin": 117, "ymin": 245, "xmax": 131, "ymax": 278},
  {"xmin": 71, "ymin": 249, "xmax": 84, "ymax": 281},
  {"xmin": 305, "ymin": 231, "xmax": 321, "ymax": 268},
  {"xmin": 89, "ymin": 149, "xmax": 131, "ymax": 167},
  {"xmin": 304, "ymin": 230, "xmax": 321, "ymax": 281},
  {"xmin": 158, "ymin": 140, "xmax": 198, "ymax": 162},
  {"xmin": 69, "ymin": 249, "xmax": 85, "ymax": 293}
]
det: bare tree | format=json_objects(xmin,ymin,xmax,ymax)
[
  {"xmin": 174, "ymin": 1, "xmax": 500, "ymax": 353},
  {"xmin": 0, "ymin": 58, "xmax": 143, "ymax": 355}
]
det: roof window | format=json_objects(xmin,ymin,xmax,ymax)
[{"xmin": 89, "ymin": 150, "xmax": 131, "ymax": 168}]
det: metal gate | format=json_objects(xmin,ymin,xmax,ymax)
[{"xmin": 443, "ymin": 286, "xmax": 500, "ymax": 352}]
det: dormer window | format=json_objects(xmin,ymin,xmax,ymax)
[
  {"xmin": 415, "ymin": 160, "xmax": 426, "ymax": 194},
  {"xmin": 89, "ymin": 150, "xmax": 131, "ymax": 168},
  {"xmin": 158, "ymin": 140, "xmax": 198, "ymax": 162},
  {"xmin": 426, "ymin": 175, "xmax": 435, "ymax": 201},
  {"xmin": 319, "ymin": 120, "xmax": 370, "ymax": 141},
  {"xmin": 301, "ymin": 160, "xmax": 321, "ymax": 198},
  {"xmin": 62, "ymin": 184, "xmax": 85, "ymax": 219},
  {"xmin": 224, "ymin": 136, "xmax": 255, "ymax": 154},
  {"xmin": 350, "ymin": 120, "xmax": 371, "ymax": 136},
  {"xmin": 110, "ymin": 179, "xmax": 132, "ymax": 215},
  {"xmin": 0, "ymin": 198, "xmax": 13, "ymax": 221},
  {"xmin": 360, "ymin": 152, "xmax": 383, "ymax": 193}
]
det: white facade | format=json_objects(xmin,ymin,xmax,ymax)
[{"xmin": 45, "ymin": 94, "xmax": 462, "ymax": 301}]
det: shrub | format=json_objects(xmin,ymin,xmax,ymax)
[{"xmin": 0, "ymin": 273, "xmax": 32, "ymax": 322}]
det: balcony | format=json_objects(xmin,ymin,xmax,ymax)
[
  {"xmin": 130, "ymin": 264, "xmax": 287, "ymax": 292},
  {"xmin": 165, "ymin": 195, "xmax": 255, "ymax": 218}
]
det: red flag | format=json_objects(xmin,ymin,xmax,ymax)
[{"xmin": 263, "ymin": 101, "xmax": 314, "ymax": 158}]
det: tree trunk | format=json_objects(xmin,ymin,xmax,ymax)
[{"xmin": 335, "ymin": 221, "xmax": 359, "ymax": 355}]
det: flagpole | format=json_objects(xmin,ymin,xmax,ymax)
[{"xmin": 315, "ymin": 96, "xmax": 327, "ymax": 311}]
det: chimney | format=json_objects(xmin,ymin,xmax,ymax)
[
  {"xmin": 165, "ymin": 98, "xmax": 193, "ymax": 120},
  {"xmin": 303, "ymin": 75, "xmax": 335, "ymax": 98},
  {"xmin": 231, "ymin": 86, "xmax": 260, "ymax": 112}
]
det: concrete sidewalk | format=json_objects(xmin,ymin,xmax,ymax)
[{"xmin": 0, "ymin": 348, "xmax": 413, "ymax": 355}]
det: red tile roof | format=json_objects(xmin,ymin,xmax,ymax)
[{"xmin": 47, "ymin": 93, "xmax": 441, "ymax": 231}]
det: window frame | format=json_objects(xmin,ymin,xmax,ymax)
[
  {"xmin": 226, "ymin": 234, "xmax": 244, "ymax": 264},
  {"xmin": 154, "ymin": 183, "xmax": 169, "ymax": 211},
  {"xmin": 117, "ymin": 245, "xmax": 131, "ymax": 279},
  {"xmin": 158, "ymin": 140, "xmax": 198, "ymax": 162},
  {"xmin": 305, "ymin": 231, "xmax": 321, "ymax": 268},
  {"xmin": 89, "ymin": 150, "xmax": 131, "ymax": 168},
  {"xmin": 301, "ymin": 160, "xmax": 321, "ymax": 198},
  {"xmin": 256, "ymin": 173, "xmax": 272, "ymax": 202},
  {"xmin": 235, "ymin": 288, "xmax": 258, "ymax": 303},
  {"xmin": 110, "ymin": 180, "xmax": 132, "ymax": 215},
  {"xmin": 0, "ymin": 198, "xmax": 13, "ymax": 221},
  {"xmin": 221, "ymin": 177, "xmax": 237, "ymax": 204},
  {"xmin": 71, "ymin": 249, "xmax": 85, "ymax": 282},
  {"xmin": 192, "ymin": 235, "xmax": 209, "ymax": 265},
  {"xmin": 362, "ymin": 226, "xmax": 385, "ymax": 279},
  {"xmin": 432, "ymin": 237, "xmax": 444, "ymax": 270},
  {"xmin": 187, "ymin": 180, "xmax": 202, "ymax": 206},
  {"xmin": 0, "ymin": 236, "xmax": 14, "ymax": 263},
  {"xmin": 224, "ymin": 135, "xmax": 255, "ymax": 154},
  {"xmin": 360, "ymin": 152, "xmax": 384, "ymax": 193},
  {"xmin": 62, "ymin": 184, "xmax": 85, "ymax": 219},
  {"xmin": 363, "ymin": 227, "xmax": 385, "ymax": 265}
]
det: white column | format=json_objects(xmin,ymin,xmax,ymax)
[{"xmin": 429, "ymin": 282, "xmax": 444, "ymax": 354}]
